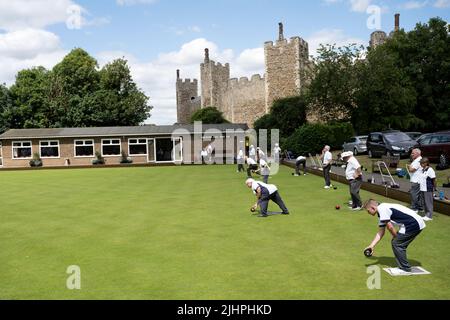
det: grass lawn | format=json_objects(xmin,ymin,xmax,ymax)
[{"xmin": 1, "ymin": 165, "xmax": 449, "ymax": 300}]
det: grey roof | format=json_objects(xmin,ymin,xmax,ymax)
[{"xmin": 0, "ymin": 124, "xmax": 249, "ymax": 140}]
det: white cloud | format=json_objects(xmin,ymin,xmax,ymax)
[
  {"xmin": 116, "ymin": 0, "xmax": 157, "ymax": 6},
  {"xmin": 306, "ymin": 29, "xmax": 367, "ymax": 57},
  {"xmin": 96, "ymin": 39, "xmax": 265, "ymax": 125},
  {"xmin": 434, "ymin": 0, "xmax": 450, "ymax": 7},
  {"xmin": 350, "ymin": 0, "xmax": 373, "ymax": 12},
  {"xmin": 0, "ymin": 0, "xmax": 85, "ymax": 31},
  {"xmin": 0, "ymin": 29, "xmax": 66, "ymax": 85},
  {"xmin": 400, "ymin": 1, "xmax": 429, "ymax": 9},
  {"xmin": 166, "ymin": 25, "xmax": 202, "ymax": 36},
  {"xmin": 0, "ymin": 29, "xmax": 61, "ymax": 60}
]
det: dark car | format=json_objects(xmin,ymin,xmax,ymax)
[
  {"xmin": 406, "ymin": 132, "xmax": 422, "ymax": 141},
  {"xmin": 367, "ymin": 130, "xmax": 417, "ymax": 158},
  {"xmin": 415, "ymin": 131, "xmax": 450, "ymax": 166}
]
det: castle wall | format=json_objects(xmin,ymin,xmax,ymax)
[
  {"xmin": 264, "ymin": 37, "xmax": 307, "ymax": 110},
  {"xmin": 370, "ymin": 31, "xmax": 387, "ymax": 48},
  {"xmin": 176, "ymin": 78, "xmax": 200, "ymax": 124},
  {"xmin": 200, "ymin": 60, "xmax": 230, "ymax": 113},
  {"xmin": 225, "ymin": 75, "xmax": 266, "ymax": 128}
]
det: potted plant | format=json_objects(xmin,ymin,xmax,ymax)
[
  {"xmin": 120, "ymin": 151, "xmax": 133, "ymax": 164},
  {"xmin": 92, "ymin": 151, "xmax": 106, "ymax": 165},
  {"xmin": 29, "ymin": 153, "xmax": 43, "ymax": 167}
]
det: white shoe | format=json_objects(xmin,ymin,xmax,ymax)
[
  {"xmin": 324, "ymin": 186, "xmax": 331, "ymax": 189},
  {"xmin": 351, "ymin": 207, "xmax": 362, "ymax": 211},
  {"xmin": 294, "ymin": 174, "xmax": 300, "ymax": 177},
  {"xmin": 423, "ymin": 217, "xmax": 433, "ymax": 221}
]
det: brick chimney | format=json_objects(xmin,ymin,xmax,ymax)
[
  {"xmin": 204, "ymin": 48, "xmax": 210, "ymax": 63},
  {"xmin": 395, "ymin": 13, "xmax": 400, "ymax": 32},
  {"xmin": 278, "ymin": 22, "xmax": 284, "ymax": 41},
  {"xmin": 176, "ymin": 69, "xmax": 180, "ymax": 80}
]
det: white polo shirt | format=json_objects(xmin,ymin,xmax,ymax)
[
  {"xmin": 237, "ymin": 150, "xmax": 244, "ymax": 160},
  {"xmin": 377, "ymin": 203, "xmax": 426, "ymax": 234},
  {"xmin": 420, "ymin": 167, "xmax": 436, "ymax": 192},
  {"xmin": 345, "ymin": 157, "xmax": 361, "ymax": 180},
  {"xmin": 297, "ymin": 156, "xmax": 306, "ymax": 161},
  {"xmin": 251, "ymin": 181, "xmax": 277, "ymax": 195},
  {"xmin": 246, "ymin": 157, "xmax": 257, "ymax": 165},
  {"xmin": 260, "ymin": 159, "xmax": 270, "ymax": 175},
  {"xmin": 410, "ymin": 156, "xmax": 422, "ymax": 183},
  {"xmin": 323, "ymin": 151, "xmax": 332, "ymax": 165}
]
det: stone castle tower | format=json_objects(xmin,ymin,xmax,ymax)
[
  {"xmin": 176, "ymin": 23, "xmax": 311, "ymax": 127},
  {"xmin": 176, "ymin": 69, "xmax": 201, "ymax": 124},
  {"xmin": 370, "ymin": 13, "xmax": 400, "ymax": 48}
]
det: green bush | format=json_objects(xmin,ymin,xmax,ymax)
[
  {"xmin": 92, "ymin": 151, "xmax": 105, "ymax": 165},
  {"xmin": 283, "ymin": 122, "xmax": 354, "ymax": 156},
  {"xmin": 328, "ymin": 122, "xmax": 354, "ymax": 150},
  {"xmin": 29, "ymin": 153, "xmax": 43, "ymax": 167}
]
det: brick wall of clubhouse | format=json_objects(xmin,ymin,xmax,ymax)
[
  {"xmin": 0, "ymin": 134, "xmax": 241, "ymax": 168},
  {"xmin": 1, "ymin": 137, "xmax": 162, "ymax": 168}
]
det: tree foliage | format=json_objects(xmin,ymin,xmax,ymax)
[
  {"xmin": 254, "ymin": 95, "xmax": 308, "ymax": 139},
  {"xmin": 190, "ymin": 106, "xmax": 229, "ymax": 124},
  {"xmin": 0, "ymin": 48, "xmax": 152, "ymax": 130},
  {"xmin": 307, "ymin": 44, "xmax": 363, "ymax": 123}
]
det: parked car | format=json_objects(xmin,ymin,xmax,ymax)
[
  {"xmin": 405, "ymin": 132, "xmax": 422, "ymax": 141},
  {"xmin": 415, "ymin": 131, "xmax": 450, "ymax": 166},
  {"xmin": 367, "ymin": 130, "xmax": 417, "ymax": 158},
  {"xmin": 342, "ymin": 136, "xmax": 368, "ymax": 155}
]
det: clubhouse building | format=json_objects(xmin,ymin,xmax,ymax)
[{"xmin": 0, "ymin": 124, "xmax": 248, "ymax": 168}]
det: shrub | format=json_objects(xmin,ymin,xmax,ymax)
[
  {"xmin": 120, "ymin": 151, "xmax": 133, "ymax": 164},
  {"xmin": 29, "ymin": 153, "xmax": 43, "ymax": 167},
  {"xmin": 92, "ymin": 151, "xmax": 105, "ymax": 165},
  {"xmin": 283, "ymin": 122, "xmax": 354, "ymax": 156},
  {"xmin": 328, "ymin": 122, "xmax": 354, "ymax": 150}
]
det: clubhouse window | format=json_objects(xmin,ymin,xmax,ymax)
[
  {"xmin": 74, "ymin": 140, "xmax": 94, "ymax": 157},
  {"xmin": 129, "ymin": 138, "xmax": 147, "ymax": 156},
  {"xmin": 102, "ymin": 139, "xmax": 121, "ymax": 156},
  {"xmin": 40, "ymin": 140, "xmax": 60, "ymax": 158},
  {"xmin": 12, "ymin": 141, "xmax": 32, "ymax": 159}
]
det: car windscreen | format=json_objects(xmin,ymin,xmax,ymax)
[
  {"xmin": 384, "ymin": 132, "xmax": 413, "ymax": 143},
  {"xmin": 359, "ymin": 137, "xmax": 367, "ymax": 143}
]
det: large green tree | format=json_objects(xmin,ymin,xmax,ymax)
[
  {"xmin": 383, "ymin": 17, "xmax": 450, "ymax": 131},
  {"xmin": 190, "ymin": 107, "xmax": 229, "ymax": 124},
  {"xmin": 353, "ymin": 45, "xmax": 420, "ymax": 133},
  {"xmin": 0, "ymin": 84, "xmax": 12, "ymax": 133},
  {"xmin": 1, "ymin": 49, "xmax": 151, "ymax": 130},
  {"xmin": 307, "ymin": 44, "xmax": 362, "ymax": 123},
  {"xmin": 254, "ymin": 95, "xmax": 308, "ymax": 139}
]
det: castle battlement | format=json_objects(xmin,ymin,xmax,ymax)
[
  {"xmin": 264, "ymin": 36, "xmax": 308, "ymax": 48},
  {"xmin": 177, "ymin": 78, "xmax": 198, "ymax": 84},
  {"xmin": 229, "ymin": 74, "xmax": 264, "ymax": 87},
  {"xmin": 200, "ymin": 60, "xmax": 230, "ymax": 69},
  {"xmin": 177, "ymin": 23, "xmax": 311, "ymax": 127}
]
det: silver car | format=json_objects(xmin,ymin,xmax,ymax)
[{"xmin": 342, "ymin": 136, "xmax": 368, "ymax": 155}]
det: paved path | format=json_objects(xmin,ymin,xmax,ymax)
[{"xmin": 285, "ymin": 159, "xmax": 450, "ymax": 199}]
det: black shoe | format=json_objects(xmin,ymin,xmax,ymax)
[
  {"xmin": 258, "ymin": 214, "xmax": 268, "ymax": 218},
  {"xmin": 282, "ymin": 212, "xmax": 290, "ymax": 215}
]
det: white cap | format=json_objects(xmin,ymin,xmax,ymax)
[
  {"xmin": 245, "ymin": 178, "xmax": 255, "ymax": 186},
  {"xmin": 341, "ymin": 151, "xmax": 353, "ymax": 158}
]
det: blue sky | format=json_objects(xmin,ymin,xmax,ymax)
[{"xmin": 0, "ymin": 0, "xmax": 448, "ymax": 124}]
